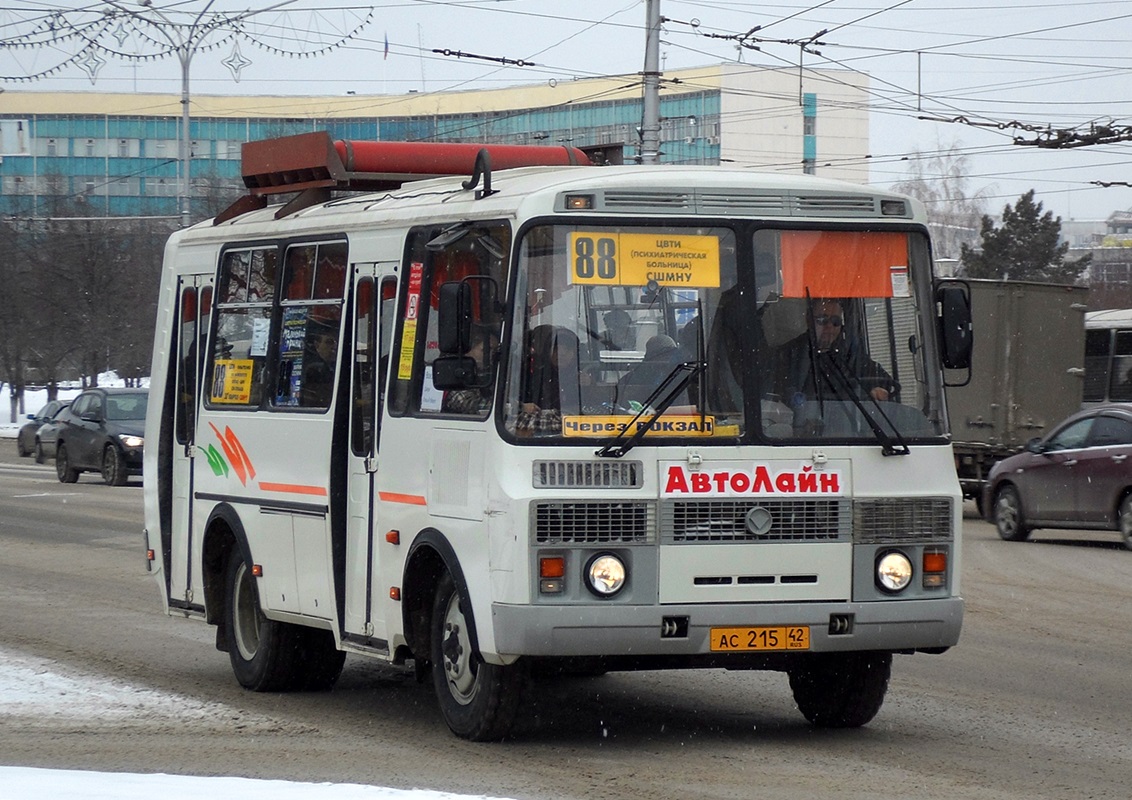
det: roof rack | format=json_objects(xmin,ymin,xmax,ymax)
[{"xmin": 214, "ymin": 131, "xmax": 590, "ymax": 224}]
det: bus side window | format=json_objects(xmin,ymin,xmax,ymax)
[
  {"xmin": 1108, "ymin": 330, "xmax": 1132, "ymax": 402},
  {"xmin": 208, "ymin": 248, "xmax": 276, "ymax": 408},
  {"xmin": 1083, "ymin": 329, "xmax": 1112, "ymax": 403},
  {"xmin": 275, "ymin": 242, "xmax": 348, "ymax": 410}
]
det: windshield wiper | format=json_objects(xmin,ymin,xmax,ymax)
[
  {"xmin": 596, "ymin": 361, "xmax": 705, "ymax": 458},
  {"xmin": 814, "ymin": 351, "xmax": 909, "ymax": 457}
]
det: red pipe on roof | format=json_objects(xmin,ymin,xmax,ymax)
[{"xmin": 334, "ymin": 139, "xmax": 588, "ymax": 174}]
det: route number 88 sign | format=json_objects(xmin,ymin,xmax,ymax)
[{"xmin": 568, "ymin": 232, "xmax": 721, "ymax": 288}]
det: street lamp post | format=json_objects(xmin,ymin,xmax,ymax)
[{"xmin": 135, "ymin": 0, "xmax": 218, "ymax": 228}]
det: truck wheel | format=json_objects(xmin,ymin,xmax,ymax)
[
  {"xmin": 993, "ymin": 485, "xmax": 1031, "ymax": 541},
  {"xmin": 224, "ymin": 551, "xmax": 302, "ymax": 692},
  {"xmin": 430, "ymin": 571, "xmax": 525, "ymax": 741},
  {"xmin": 55, "ymin": 443, "xmax": 79, "ymax": 483},
  {"xmin": 788, "ymin": 651, "xmax": 891, "ymax": 728},
  {"xmin": 1119, "ymin": 496, "xmax": 1132, "ymax": 551}
]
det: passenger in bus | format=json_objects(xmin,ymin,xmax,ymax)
[
  {"xmin": 774, "ymin": 298, "xmax": 896, "ymax": 405},
  {"xmin": 617, "ymin": 334, "xmax": 686, "ymax": 408},
  {"xmin": 442, "ymin": 326, "xmax": 499, "ymax": 415},
  {"xmin": 516, "ymin": 325, "xmax": 586, "ymax": 433},
  {"xmin": 301, "ymin": 321, "xmax": 339, "ymax": 407},
  {"xmin": 601, "ymin": 308, "xmax": 635, "ymax": 350}
]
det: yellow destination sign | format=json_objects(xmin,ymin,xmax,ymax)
[
  {"xmin": 210, "ymin": 359, "xmax": 255, "ymax": 404},
  {"xmin": 562, "ymin": 414, "xmax": 717, "ymax": 437},
  {"xmin": 567, "ymin": 232, "xmax": 720, "ymax": 288}
]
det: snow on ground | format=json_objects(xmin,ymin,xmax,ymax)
[
  {"xmin": 0, "ymin": 648, "xmax": 514, "ymax": 799},
  {"xmin": 0, "ymin": 768, "xmax": 515, "ymax": 800}
]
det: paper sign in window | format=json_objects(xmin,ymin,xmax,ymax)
[{"xmin": 780, "ymin": 231, "xmax": 909, "ymax": 299}]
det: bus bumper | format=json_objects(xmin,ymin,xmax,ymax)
[{"xmin": 489, "ymin": 597, "xmax": 963, "ymax": 658}]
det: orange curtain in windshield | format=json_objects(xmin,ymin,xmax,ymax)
[{"xmin": 780, "ymin": 230, "xmax": 909, "ymax": 299}]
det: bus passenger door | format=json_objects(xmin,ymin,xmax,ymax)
[
  {"xmin": 344, "ymin": 267, "xmax": 396, "ymax": 643},
  {"xmin": 170, "ymin": 278, "xmax": 212, "ymax": 607}
]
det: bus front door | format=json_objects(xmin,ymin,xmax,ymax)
[
  {"xmin": 170, "ymin": 278, "xmax": 211, "ymax": 609},
  {"xmin": 343, "ymin": 268, "xmax": 395, "ymax": 646}
]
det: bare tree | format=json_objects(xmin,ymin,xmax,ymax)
[{"xmin": 891, "ymin": 140, "xmax": 991, "ymax": 263}]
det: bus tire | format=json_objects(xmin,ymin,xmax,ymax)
[
  {"xmin": 788, "ymin": 651, "xmax": 891, "ymax": 728},
  {"xmin": 55, "ymin": 443, "xmax": 79, "ymax": 483},
  {"xmin": 430, "ymin": 571, "xmax": 525, "ymax": 741},
  {"xmin": 224, "ymin": 551, "xmax": 302, "ymax": 692}
]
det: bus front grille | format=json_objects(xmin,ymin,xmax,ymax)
[
  {"xmin": 853, "ymin": 498, "xmax": 953, "ymax": 543},
  {"xmin": 661, "ymin": 499, "xmax": 850, "ymax": 543},
  {"xmin": 532, "ymin": 501, "xmax": 655, "ymax": 544}
]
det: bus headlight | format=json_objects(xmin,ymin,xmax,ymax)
[
  {"xmin": 585, "ymin": 553, "xmax": 626, "ymax": 597},
  {"xmin": 876, "ymin": 551, "xmax": 913, "ymax": 593}
]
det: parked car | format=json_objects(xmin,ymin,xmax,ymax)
[
  {"xmin": 16, "ymin": 400, "xmax": 70, "ymax": 457},
  {"xmin": 54, "ymin": 387, "xmax": 148, "ymax": 486},
  {"xmin": 34, "ymin": 403, "xmax": 73, "ymax": 463},
  {"xmin": 983, "ymin": 403, "xmax": 1132, "ymax": 550}
]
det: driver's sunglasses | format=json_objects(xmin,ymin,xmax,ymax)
[{"xmin": 814, "ymin": 315, "xmax": 843, "ymax": 327}]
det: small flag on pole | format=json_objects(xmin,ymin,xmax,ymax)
[{"xmin": 384, "ymin": 33, "xmax": 389, "ymax": 60}]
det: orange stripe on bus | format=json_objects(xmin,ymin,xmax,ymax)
[
  {"xmin": 258, "ymin": 482, "xmax": 328, "ymax": 497},
  {"xmin": 378, "ymin": 491, "xmax": 428, "ymax": 506}
]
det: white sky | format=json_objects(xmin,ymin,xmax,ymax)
[
  {"xmin": 2, "ymin": 2, "xmax": 1131, "ymax": 219},
  {"xmin": 0, "ymin": 647, "xmax": 514, "ymax": 799}
]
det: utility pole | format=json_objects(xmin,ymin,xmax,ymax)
[{"xmin": 640, "ymin": 0, "xmax": 662, "ymax": 165}]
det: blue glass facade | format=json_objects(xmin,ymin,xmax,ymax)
[{"xmin": 1, "ymin": 90, "xmax": 721, "ymax": 220}]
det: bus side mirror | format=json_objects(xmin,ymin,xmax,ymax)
[
  {"xmin": 432, "ymin": 355, "xmax": 478, "ymax": 389},
  {"xmin": 936, "ymin": 282, "xmax": 972, "ymax": 371},
  {"xmin": 437, "ymin": 281, "xmax": 472, "ymax": 355}
]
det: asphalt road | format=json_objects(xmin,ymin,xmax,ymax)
[{"xmin": 2, "ymin": 439, "xmax": 1130, "ymax": 800}]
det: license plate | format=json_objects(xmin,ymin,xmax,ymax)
[{"xmin": 710, "ymin": 625, "xmax": 810, "ymax": 652}]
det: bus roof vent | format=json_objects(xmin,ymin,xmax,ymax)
[
  {"xmin": 533, "ymin": 460, "xmax": 644, "ymax": 489},
  {"xmin": 602, "ymin": 190, "xmax": 694, "ymax": 211},
  {"xmin": 792, "ymin": 194, "xmax": 879, "ymax": 216},
  {"xmin": 698, "ymin": 191, "xmax": 790, "ymax": 215}
]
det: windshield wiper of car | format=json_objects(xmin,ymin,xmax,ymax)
[
  {"xmin": 596, "ymin": 360, "xmax": 706, "ymax": 459},
  {"xmin": 814, "ymin": 350, "xmax": 910, "ymax": 457}
]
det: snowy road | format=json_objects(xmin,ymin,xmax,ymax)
[{"xmin": 2, "ymin": 440, "xmax": 1131, "ymax": 800}]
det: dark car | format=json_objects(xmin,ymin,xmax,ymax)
[
  {"xmin": 983, "ymin": 403, "xmax": 1132, "ymax": 550},
  {"xmin": 54, "ymin": 387, "xmax": 148, "ymax": 486},
  {"xmin": 33, "ymin": 403, "xmax": 73, "ymax": 463},
  {"xmin": 16, "ymin": 400, "xmax": 70, "ymax": 457}
]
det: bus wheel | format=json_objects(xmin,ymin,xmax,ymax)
[
  {"xmin": 224, "ymin": 552, "xmax": 301, "ymax": 692},
  {"xmin": 55, "ymin": 444, "xmax": 79, "ymax": 483},
  {"xmin": 430, "ymin": 572, "xmax": 525, "ymax": 741},
  {"xmin": 788, "ymin": 651, "xmax": 891, "ymax": 728}
]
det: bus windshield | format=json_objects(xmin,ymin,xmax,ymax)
[{"xmin": 500, "ymin": 223, "xmax": 946, "ymax": 445}]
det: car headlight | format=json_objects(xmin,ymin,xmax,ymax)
[
  {"xmin": 118, "ymin": 435, "xmax": 144, "ymax": 448},
  {"xmin": 585, "ymin": 553, "xmax": 627, "ymax": 597},
  {"xmin": 876, "ymin": 551, "xmax": 913, "ymax": 593}
]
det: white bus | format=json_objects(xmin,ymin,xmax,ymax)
[
  {"xmin": 1084, "ymin": 308, "xmax": 1132, "ymax": 404},
  {"xmin": 144, "ymin": 132, "xmax": 971, "ymax": 740}
]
